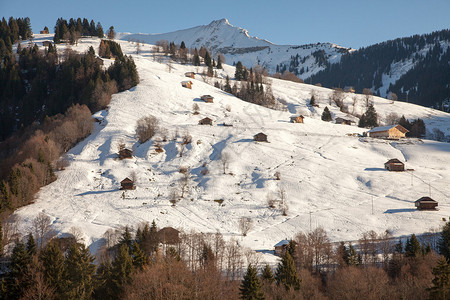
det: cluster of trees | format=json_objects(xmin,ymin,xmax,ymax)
[
  {"xmin": 53, "ymin": 18, "xmax": 104, "ymax": 44},
  {"xmin": 154, "ymin": 40, "xmax": 224, "ymax": 75},
  {"xmin": 0, "ymin": 23, "xmax": 139, "ymax": 223},
  {"xmin": 398, "ymin": 115, "xmax": 426, "ymax": 137},
  {"xmin": 0, "ymin": 17, "xmax": 32, "ymax": 60},
  {"xmin": 308, "ymin": 29, "xmax": 450, "ymax": 110},
  {"xmin": 3, "ymin": 218, "xmax": 450, "ymax": 299},
  {"xmin": 98, "ymin": 39, "xmax": 123, "ymax": 59},
  {"xmin": 358, "ymin": 104, "xmax": 379, "ymax": 128},
  {"xmin": 0, "ymin": 104, "xmax": 93, "ymax": 219},
  {"xmin": 216, "ymin": 62, "xmax": 277, "ymax": 109}
]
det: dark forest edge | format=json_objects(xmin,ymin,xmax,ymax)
[
  {"xmin": 2, "ymin": 218, "xmax": 450, "ymax": 299},
  {"xmin": 0, "ymin": 17, "xmax": 139, "ymax": 224}
]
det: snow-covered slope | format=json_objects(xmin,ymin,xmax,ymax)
[
  {"xmin": 13, "ymin": 36, "xmax": 450, "ymax": 260},
  {"xmin": 118, "ymin": 19, "xmax": 351, "ymax": 79}
]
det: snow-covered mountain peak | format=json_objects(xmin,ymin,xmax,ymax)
[{"xmin": 119, "ymin": 19, "xmax": 351, "ymax": 78}]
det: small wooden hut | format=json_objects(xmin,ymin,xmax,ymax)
[
  {"xmin": 185, "ymin": 72, "xmax": 195, "ymax": 79},
  {"xmin": 120, "ymin": 178, "xmax": 135, "ymax": 190},
  {"xmin": 335, "ymin": 117, "xmax": 352, "ymax": 125},
  {"xmin": 199, "ymin": 117, "xmax": 213, "ymax": 125},
  {"xmin": 290, "ymin": 115, "xmax": 304, "ymax": 123},
  {"xmin": 274, "ymin": 240, "xmax": 290, "ymax": 256},
  {"xmin": 158, "ymin": 227, "xmax": 181, "ymax": 245},
  {"xmin": 384, "ymin": 158, "xmax": 405, "ymax": 171},
  {"xmin": 415, "ymin": 197, "xmax": 438, "ymax": 210},
  {"xmin": 118, "ymin": 148, "xmax": 133, "ymax": 159},
  {"xmin": 201, "ymin": 95, "xmax": 214, "ymax": 103},
  {"xmin": 368, "ymin": 125, "xmax": 409, "ymax": 139},
  {"xmin": 254, "ymin": 132, "xmax": 268, "ymax": 142},
  {"xmin": 181, "ymin": 81, "xmax": 193, "ymax": 89}
]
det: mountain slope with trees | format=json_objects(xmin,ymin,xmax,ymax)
[{"xmin": 308, "ymin": 29, "xmax": 450, "ymax": 110}]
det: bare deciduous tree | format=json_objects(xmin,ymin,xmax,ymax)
[
  {"xmin": 220, "ymin": 152, "xmax": 231, "ymax": 174},
  {"xmin": 169, "ymin": 188, "xmax": 180, "ymax": 206},
  {"xmin": 278, "ymin": 187, "xmax": 289, "ymax": 216},
  {"xmin": 136, "ymin": 115, "xmax": 159, "ymax": 143},
  {"xmin": 363, "ymin": 88, "xmax": 373, "ymax": 107},
  {"xmin": 238, "ymin": 217, "xmax": 253, "ymax": 236},
  {"xmin": 386, "ymin": 112, "xmax": 400, "ymax": 125},
  {"xmin": 179, "ymin": 168, "xmax": 190, "ymax": 198},
  {"xmin": 32, "ymin": 212, "xmax": 54, "ymax": 250},
  {"xmin": 192, "ymin": 103, "xmax": 200, "ymax": 114}
]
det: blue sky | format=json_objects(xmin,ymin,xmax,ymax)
[{"xmin": 1, "ymin": 0, "xmax": 449, "ymax": 49}]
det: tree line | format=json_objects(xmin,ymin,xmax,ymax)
[
  {"xmin": 0, "ymin": 17, "xmax": 32, "ymax": 60},
  {"xmin": 308, "ymin": 29, "xmax": 450, "ymax": 111},
  {"xmin": 53, "ymin": 17, "xmax": 104, "ymax": 44},
  {"xmin": 2, "ymin": 215, "xmax": 450, "ymax": 299},
  {"xmin": 0, "ymin": 20, "xmax": 139, "ymax": 224}
]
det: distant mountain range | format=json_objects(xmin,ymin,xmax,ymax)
[
  {"xmin": 118, "ymin": 19, "xmax": 352, "ymax": 79},
  {"xmin": 119, "ymin": 20, "xmax": 450, "ymax": 110}
]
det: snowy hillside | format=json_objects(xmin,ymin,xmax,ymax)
[
  {"xmin": 14, "ymin": 35, "xmax": 450, "ymax": 259},
  {"xmin": 118, "ymin": 19, "xmax": 351, "ymax": 79}
]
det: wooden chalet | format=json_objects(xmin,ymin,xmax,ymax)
[
  {"xmin": 290, "ymin": 115, "xmax": 304, "ymax": 123},
  {"xmin": 181, "ymin": 81, "xmax": 193, "ymax": 89},
  {"xmin": 185, "ymin": 72, "xmax": 195, "ymax": 79},
  {"xmin": 415, "ymin": 197, "xmax": 438, "ymax": 210},
  {"xmin": 368, "ymin": 124, "xmax": 409, "ymax": 139},
  {"xmin": 40, "ymin": 29, "xmax": 49, "ymax": 34},
  {"xmin": 42, "ymin": 41, "xmax": 52, "ymax": 47},
  {"xmin": 199, "ymin": 117, "xmax": 213, "ymax": 125},
  {"xmin": 201, "ymin": 95, "xmax": 214, "ymax": 103},
  {"xmin": 384, "ymin": 158, "xmax": 405, "ymax": 171},
  {"xmin": 254, "ymin": 132, "xmax": 268, "ymax": 142},
  {"xmin": 118, "ymin": 148, "xmax": 133, "ymax": 159},
  {"xmin": 274, "ymin": 240, "xmax": 290, "ymax": 256},
  {"xmin": 120, "ymin": 178, "xmax": 134, "ymax": 190},
  {"xmin": 158, "ymin": 227, "xmax": 181, "ymax": 245},
  {"xmin": 335, "ymin": 117, "xmax": 352, "ymax": 125}
]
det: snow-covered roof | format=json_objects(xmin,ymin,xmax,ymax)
[
  {"xmin": 368, "ymin": 125, "xmax": 398, "ymax": 133},
  {"xmin": 274, "ymin": 240, "xmax": 290, "ymax": 247}
]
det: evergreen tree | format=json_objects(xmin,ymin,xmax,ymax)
[
  {"xmin": 337, "ymin": 241, "xmax": 349, "ymax": 266},
  {"xmin": 439, "ymin": 221, "xmax": 450, "ymax": 260},
  {"xmin": 321, "ymin": 106, "xmax": 332, "ymax": 121},
  {"xmin": 310, "ymin": 94, "xmax": 316, "ymax": 106},
  {"xmin": 111, "ymin": 243, "xmax": 134, "ymax": 296},
  {"xmin": 107, "ymin": 26, "xmax": 115, "ymax": 40},
  {"xmin": 193, "ymin": 52, "xmax": 201, "ymax": 66},
  {"xmin": 359, "ymin": 104, "xmax": 378, "ymax": 128},
  {"xmin": 63, "ymin": 244, "xmax": 96, "ymax": 299},
  {"xmin": 131, "ymin": 242, "xmax": 148, "ymax": 270},
  {"xmin": 398, "ymin": 115, "xmax": 411, "ymax": 131},
  {"xmin": 94, "ymin": 259, "xmax": 114, "ymax": 300},
  {"xmin": 26, "ymin": 233, "xmax": 36, "ymax": 256},
  {"xmin": 40, "ymin": 242, "xmax": 65, "ymax": 298},
  {"xmin": 4, "ymin": 241, "xmax": 31, "ymax": 298},
  {"xmin": 275, "ymin": 252, "xmax": 301, "ymax": 291},
  {"xmin": 235, "ymin": 61, "xmax": 244, "ymax": 81},
  {"xmin": 224, "ymin": 75, "xmax": 232, "ymax": 93},
  {"xmin": 260, "ymin": 264, "xmax": 274, "ymax": 284},
  {"xmin": 217, "ymin": 55, "xmax": 223, "ymax": 69},
  {"xmin": 240, "ymin": 264, "xmax": 265, "ymax": 300},
  {"xmin": 96, "ymin": 22, "xmax": 104, "ymax": 38},
  {"xmin": 180, "ymin": 41, "xmax": 186, "ymax": 49},
  {"xmin": 204, "ymin": 51, "xmax": 212, "ymax": 67},
  {"xmin": 119, "ymin": 225, "xmax": 133, "ymax": 253},
  {"xmin": 405, "ymin": 234, "xmax": 421, "ymax": 258},
  {"xmin": 428, "ymin": 258, "xmax": 450, "ymax": 299}
]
